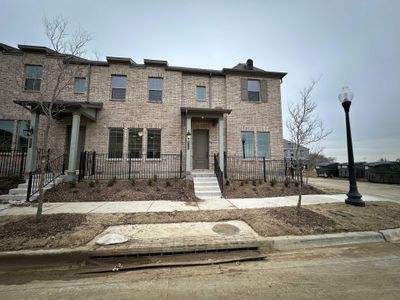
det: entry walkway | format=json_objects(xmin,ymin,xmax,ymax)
[{"xmin": 0, "ymin": 194, "xmax": 389, "ymax": 216}]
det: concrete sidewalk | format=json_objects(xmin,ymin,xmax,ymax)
[{"xmin": 0, "ymin": 194, "xmax": 390, "ymax": 216}]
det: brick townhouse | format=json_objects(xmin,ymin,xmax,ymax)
[{"xmin": 0, "ymin": 43, "xmax": 286, "ymax": 181}]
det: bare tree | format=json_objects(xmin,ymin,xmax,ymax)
[
  {"xmin": 26, "ymin": 16, "xmax": 91, "ymax": 222},
  {"xmin": 286, "ymin": 79, "xmax": 331, "ymax": 211}
]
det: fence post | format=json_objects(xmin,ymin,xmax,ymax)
[
  {"xmin": 92, "ymin": 151, "xmax": 96, "ymax": 176},
  {"xmin": 78, "ymin": 152, "xmax": 84, "ymax": 181},
  {"xmin": 19, "ymin": 151, "xmax": 25, "ymax": 179},
  {"xmin": 263, "ymin": 157, "xmax": 266, "ymax": 182},
  {"xmin": 224, "ymin": 151, "xmax": 227, "ymax": 179},
  {"xmin": 128, "ymin": 152, "xmax": 132, "ymax": 180},
  {"xmin": 26, "ymin": 172, "xmax": 33, "ymax": 202},
  {"xmin": 179, "ymin": 150, "xmax": 182, "ymax": 179},
  {"xmin": 62, "ymin": 153, "xmax": 66, "ymax": 175}
]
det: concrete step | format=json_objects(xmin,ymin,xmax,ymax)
[
  {"xmin": 195, "ymin": 188, "xmax": 221, "ymax": 194},
  {"xmin": 193, "ymin": 177, "xmax": 218, "ymax": 183},
  {"xmin": 191, "ymin": 171, "xmax": 215, "ymax": 177},
  {"xmin": 194, "ymin": 180, "xmax": 219, "ymax": 186},
  {"xmin": 9, "ymin": 188, "xmax": 28, "ymax": 195},
  {"xmin": 0, "ymin": 194, "xmax": 28, "ymax": 202},
  {"xmin": 18, "ymin": 183, "xmax": 28, "ymax": 189},
  {"xmin": 195, "ymin": 191, "xmax": 222, "ymax": 198},
  {"xmin": 194, "ymin": 184, "xmax": 220, "ymax": 189}
]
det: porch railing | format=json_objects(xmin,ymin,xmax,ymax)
[
  {"xmin": 214, "ymin": 153, "xmax": 224, "ymax": 193},
  {"xmin": 26, "ymin": 153, "xmax": 66, "ymax": 202},
  {"xmin": 79, "ymin": 151, "xmax": 183, "ymax": 180}
]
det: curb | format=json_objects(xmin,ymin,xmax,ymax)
[
  {"xmin": 258, "ymin": 231, "xmax": 386, "ymax": 252},
  {"xmin": 379, "ymin": 228, "xmax": 400, "ymax": 243}
]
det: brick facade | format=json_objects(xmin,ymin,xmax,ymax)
[{"xmin": 0, "ymin": 44, "xmax": 286, "ymax": 171}]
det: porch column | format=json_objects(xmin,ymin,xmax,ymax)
[
  {"xmin": 218, "ymin": 116, "xmax": 224, "ymax": 172},
  {"xmin": 25, "ymin": 111, "xmax": 40, "ymax": 177},
  {"xmin": 186, "ymin": 116, "xmax": 192, "ymax": 173},
  {"xmin": 66, "ymin": 112, "xmax": 81, "ymax": 181}
]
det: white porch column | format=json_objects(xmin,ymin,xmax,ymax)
[
  {"xmin": 66, "ymin": 112, "xmax": 81, "ymax": 181},
  {"xmin": 218, "ymin": 116, "xmax": 224, "ymax": 172},
  {"xmin": 25, "ymin": 111, "xmax": 40, "ymax": 177},
  {"xmin": 186, "ymin": 116, "xmax": 192, "ymax": 173}
]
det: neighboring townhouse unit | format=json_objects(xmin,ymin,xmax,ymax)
[
  {"xmin": 283, "ymin": 139, "xmax": 310, "ymax": 164},
  {"xmin": 0, "ymin": 43, "xmax": 286, "ymax": 181}
]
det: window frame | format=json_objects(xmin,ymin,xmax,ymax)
[
  {"xmin": 247, "ymin": 79, "xmax": 260, "ymax": 102},
  {"xmin": 196, "ymin": 85, "xmax": 206, "ymax": 101},
  {"xmin": 108, "ymin": 127, "xmax": 124, "ymax": 159},
  {"xmin": 111, "ymin": 75, "xmax": 127, "ymax": 100},
  {"xmin": 128, "ymin": 128, "xmax": 143, "ymax": 159},
  {"xmin": 148, "ymin": 77, "xmax": 163, "ymax": 102},
  {"xmin": 241, "ymin": 131, "xmax": 255, "ymax": 159},
  {"xmin": 74, "ymin": 77, "xmax": 86, "ymax": 94},
  {"xmin": 0, "ymin": 120, "xmax": 15, "ymax": 152},
  {"xmin": 146, "ymin": 128, "xmax": 161, "ymax": 159},
  {"xmin": 24, "ymin": 64, "xmax": 43, "ymax": 92}
]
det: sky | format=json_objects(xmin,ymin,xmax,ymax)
[{"xmin": 1, "ymin": 0, "xmax": 399, "ymax": 162}]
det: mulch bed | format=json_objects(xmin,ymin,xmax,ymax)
[
  {"xmin": 1, "ymin": 201, "xmax": 400, "ymax": 251},
  {"xmin": 224, "ymin": 180, "xmax": 325, "ymax": 198},
  {"xmin": 41, "ymin": 179, "xmax": 197, "ymax": 202}
]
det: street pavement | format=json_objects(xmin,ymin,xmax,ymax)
[
  {"xmin": 308, "ymin": 177, "xmax": 400, "ymax": 202},
  {"xmin": 0, "ymin": 242, "xmax": 399, "ymax": 299}
]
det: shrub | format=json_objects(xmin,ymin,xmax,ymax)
[
  {"xmin": 88, "ymin": 181, "xmax": 95, "ymax": 188},
  {"xmin": 284, "ymin": 178, "xmax": 290, "ymax": 188},
  {"xmin": 225, "ymin": 180, "xmax": 230, "ymax": 186},
  {"xmin": 270, "ymin": 178, "xmax": 277, "ymax": 187},
  {"xmin": 107, "ymin": 177, "xmax": 116, "ymax": 187},
  {"xmin": 130, "ymin": 177, "xmax": 136, "ymax": 186},
  {"xmin": 69, "ymin": 180, "xmax": 76, "ymax": 188},
  {"xmin": 148, "ymin": 178, "xmax": 154, "ymax": 186},
  {"xmin": 294, "ymin": 181, "xmax": 299, "ymax": 187},
  {"xmin": 95, "ymin": 179, "xmax": 99, "ymax": 185},
  {"xmin": 240, "ymin": 181, "xmax": 245, "ymax": 186},
  {"xmin": 244, "ymin": 179, "xmax": 249, "ymax": 184},
  {"xmin": 152, "ymin": 174, "xmax": 158, "ymax": 182},
  {"xmin": 258, "ymin": 179, "xmax": 262, "ymax": 185},
  {"xmin": 166, "ymin": 181, "xmax": 171, "ymax": 187},
  {"xmin": 252, "ymin": 180, "xmax": 257, "ymax": 187}
]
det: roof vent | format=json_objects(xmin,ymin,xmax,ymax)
[{"xmin": 246, "ymin": 59, "xmax": 253, "ymax": 70}]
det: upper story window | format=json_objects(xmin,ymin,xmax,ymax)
[
  {"xmin": 247, "ymin": 80, "xmax": 260, "ymax": 101},
  {"xmin": 128, "ymin": 128, "xmax": 143, "ymax": 158},
  {"xmin": 111, "ymin": 75, "xmax": 127, "ymax": 100},
  {"xmin": 108, "ymin": 128, "xmax": 124, "ymax": 158},
  {"xmin": 74, "ymin": 77, "xmax": 86, "ymax": 93},
  {"xmin": 0, "ymin": 120, "xmax": 14, "ymax": 152},
  {"xmin": 241, "ymin": 131, "xmax": 254, "ymax": 159},
  {"xmin": 147, "ymin": 129, "xmax": 161, "ymax": 158},
  {"xmin": 196, "ymin": 86, "xmax": 206, "ymax": 100},
  {"xmin": 148, "ymin": 78, "xmax": 163, "ymax": 102},
  {"xmin": 24, "ymin": 65, "xmax": 43, "ymax": 91},
  {"xmin": 257, "ymin": 131, "xmax": 271, "ymax": 159}
]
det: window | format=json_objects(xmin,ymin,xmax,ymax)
[
  {"xmin": 24, "ymin": 65, "xmax": 43, "ymax": 91},
  {"xmin": 111, "ymin": 75, "xmax": 127, "ymax": 100},
  {"xmin": 108, "ymin": 128, "xmax": 124, "ymax": 158},
  {"xmin": 257, "ymin": 132, "xmax": 271, "ymax": 158},
  {"xmin": 241, "ymin": 131, "xmax": 254, "ymax": 158},
  {"xmin": 0, "ymin": 120, "xmax": 14, "ymax": 152},
  {"xmin": 196, "ymin": 86, "xmax": 206, "ymax": 100},
  {"xmin": 147, "ymin": 129, "xmax": 161, "ymax": 158},
  {"xmin": 247, "ymin": 80, "xmax": 260, "ymax": 101},
  {"xmin": 74, "ymin": 77, "xmax": 86, "ymax": 93},
  {"xmin": 148, "ymin": 78, "xmax": 163, "ymax": 101},
  {"xmin": 17, "ymin": 121, "xmax": 29, "ymax": 152},
  {"xmin": 128, "ymin": 128, "xmax": 143, "ymax": 158}
]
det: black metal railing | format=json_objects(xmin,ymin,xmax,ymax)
[
  {"xmin": 225, "ymin": 156, "xmax": 292, "ymax": 182},
  {"xmin": 78, "ymin": 151, "xmax": 183, "ymax": 180},
  {"xmin": 26, "ymin": 153, "xmax": 66, "ymax": 202},
  {"xmin": 0, "ymin": 150, "xmax": 27, "ymax": 179},
  {"xmin": 214, "ymin": 154, "xmax": 224, "ymax": 193}
]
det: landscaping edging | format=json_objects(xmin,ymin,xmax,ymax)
[{"xmin": 0, "ymin": 228, "xmax": 399, "ymax": 266}]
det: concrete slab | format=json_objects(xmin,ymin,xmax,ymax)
[
  {"xmin": 91, "ymin": 201, "xmax": 153, "ymax": 213},
  {"xmin": 44, "ymin": 202, "xmax": 106, "ymax": 214},
  {"xmin": 0, "ymin": 206, "xmax": 36, "ymax": 216},
  {"xmin": 197, "ymin": 198, "xmax": 236, "ymax": 210},
  {"xmin": 379, "ymin": 228, "xmax": 400, "ymax": 242},
  {"xmin": 146, "ymin": 200, "xmax": 199, "ymax": 212},
  {"xmin": 88, "ymin": 220, "xmax": 260, "ymax": 255},
  {"xmin": 229, "ymin": 197, "xmax": 297, "ymax": 209}
]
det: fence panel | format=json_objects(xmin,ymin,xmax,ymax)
[{"xmin": 0, "ymin": 150, "xmax": 26, "ymax": 179}]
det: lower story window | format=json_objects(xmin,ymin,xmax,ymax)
[
  {"xmin": 128, "ymin": 128, "xmax": 143, "ymax": 158},
  {"xmin": 147, "ymin": 129, "xmax": 161, "ymax": 158},
  {"xmin": 108, "ymin": 128, "xmax": 123, "ymax": 158},
  {"xmin": 257, "ymin": 131, "xmax": 271, "ymax": 158},
  {"xmin": 241, "ymin": 131, "xmax": 254, "ymax": 158},
  {"xmin": 17, "ymin": 120, "xmax": 29, "ymax": 152},
  {"xmin": 0, "ymin": 120, "xmax": 14, "ymax": 152}
]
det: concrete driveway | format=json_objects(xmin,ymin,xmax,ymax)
[{"xmin": 309, "ymin": 177, "xmax": 400, "ymax": 202}]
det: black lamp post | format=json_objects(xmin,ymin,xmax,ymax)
[{"xmin": 339, "ymin": 86, "xmax": 365, "ymax": 207}]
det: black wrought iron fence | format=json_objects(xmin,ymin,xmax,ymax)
[
  {"xmin": 26, "ymin": 153, "xmax": 66, "ymax": 202},
  {"xmin": 214, "ymin": 154, "xmax": 224, "ymax": 193},
  {"xmin": 0, "ymin": 150, "xmax": 26, "ymax": 179},
  {"xmin": 79, "ymin": 151, "xmax": 183, "ymax": 180}
]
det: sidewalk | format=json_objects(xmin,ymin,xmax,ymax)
[{"xmin": 0, "ymin": 194, "xmax": 390, "ymax": 216}]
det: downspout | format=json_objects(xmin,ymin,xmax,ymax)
[{"xmin": 86, "ymin": 63, "xmax": 92, "ymax": 102}]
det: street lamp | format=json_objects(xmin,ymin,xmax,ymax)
[{"xmin": 338, "ymin": 86, "xmax": 365, "ymax": 207}]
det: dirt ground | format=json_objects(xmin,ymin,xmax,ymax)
[
  {"xmin": 41, "ymin": 179, "xmax": 197, "ymax": 202},
  {"xmin": 1, "ymin": 201, "xmax": 399, "ymax": 251},
  {"xmin": 224, "ymin": 180, "xmax": 325, "ymax": 198}
]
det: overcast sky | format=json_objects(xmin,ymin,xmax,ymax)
[{"xmin": 1, "ymin": 0, "xmax": 399, "ymax": 162}]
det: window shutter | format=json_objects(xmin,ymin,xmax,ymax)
[
  {"xmin": 241, "ymin": 78, "xmax": 248, "ymax": 101},
  {"xmin": 260, "ymin": 80, "xmax": 268, "ymax": 102}
]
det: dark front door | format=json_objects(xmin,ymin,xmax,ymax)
[
  {"xmin": 65, "ymin": 126, "xmax": 86, "ymax": 169},
  {"xmin": 193, "ymin": 129, "xmax": 209, "ymax": 169}
]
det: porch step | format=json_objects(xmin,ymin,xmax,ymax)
[
  {"xmin": 9, "ymin": 188, "xmax": 28, "ymax": 195},
  {"xmin": 191, "ymin": 170, "xmax": 215, "ymax": 177},
  {"xmin": 0, "ymin": 194, "xmax": 28, "ymax": 202},
  {"xmin": 192, "ymin": 172, "xmax": 222, "ymax": 200}
]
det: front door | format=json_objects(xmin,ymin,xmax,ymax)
[
  {"xmin": 65, "ymin": 126, "xmax": 86, "ymax": 169},
  {"xmin": 193, "ymin": 129, "xmax": 209, "ymax": 169}
]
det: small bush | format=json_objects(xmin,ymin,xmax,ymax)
[
  {"xmin": 294, "ymin": 181, "xmax": 299, "ymax": 187},
  {"xmin": 270, "ymin": 178, "xmax": 277, "ymax": 187},
  {"xmin": 148, "ymin": 178, "xmax": 154, "ymax": 186},
  {"xmin": 252, "ymin": 180, "xmax": 257, "ymax": 187},
  {"xmin": 130, "ymin": 177, "xmax": 136, "ymax": 186},
  {"xmin": 252, "ymin": 187, "xmax": 257, "ymax": 192},
  {"xmin": 225, "ymin": 180, "xmax": 230, "ymax": 186},
  {"xmin": 152, "ymin": 175, "xmax": 158, "ymax": 182},
  {"xmin": 284, "ymin": 178, "xmax": 290, "ymax": 188},
  {"xmin": 240, "ymin": 181, "xmax": 245, "ymax": 186},
  {"xmin": 69, "ymin": 180, "xmax": 76, "ymax": 188},
  {"xmin": 244, "ymin": 179, "xmax": 249, "ymax": 184},
  {"xmin": 166, "ymin": 181, "xmax": 171, "ymax": 187},
  {"xmin": 88, "ymin": 181, "xmax": 95, "ymax": 188},
  {"xmin": 156, "ymin": 187, "xmax": 160, "ymax": 192},
  {"xmin": 107, "ymin": 177, "xmax": 116, "ymax": 187},
  {"xmin": 258, "ymin": 179, "xmax": 262, "ymax": 185},
  {"xmin": 95, "ymin": 179, "xmax": 99, "ymax": 185}
]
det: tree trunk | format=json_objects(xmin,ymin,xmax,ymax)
[
  {"xmin": 296, "ymin": 165, "xmax": 303, "ymax": 213},
  {"xmin": 35, "ymin": 118, "xmax": 51, "ymax": 223}
]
